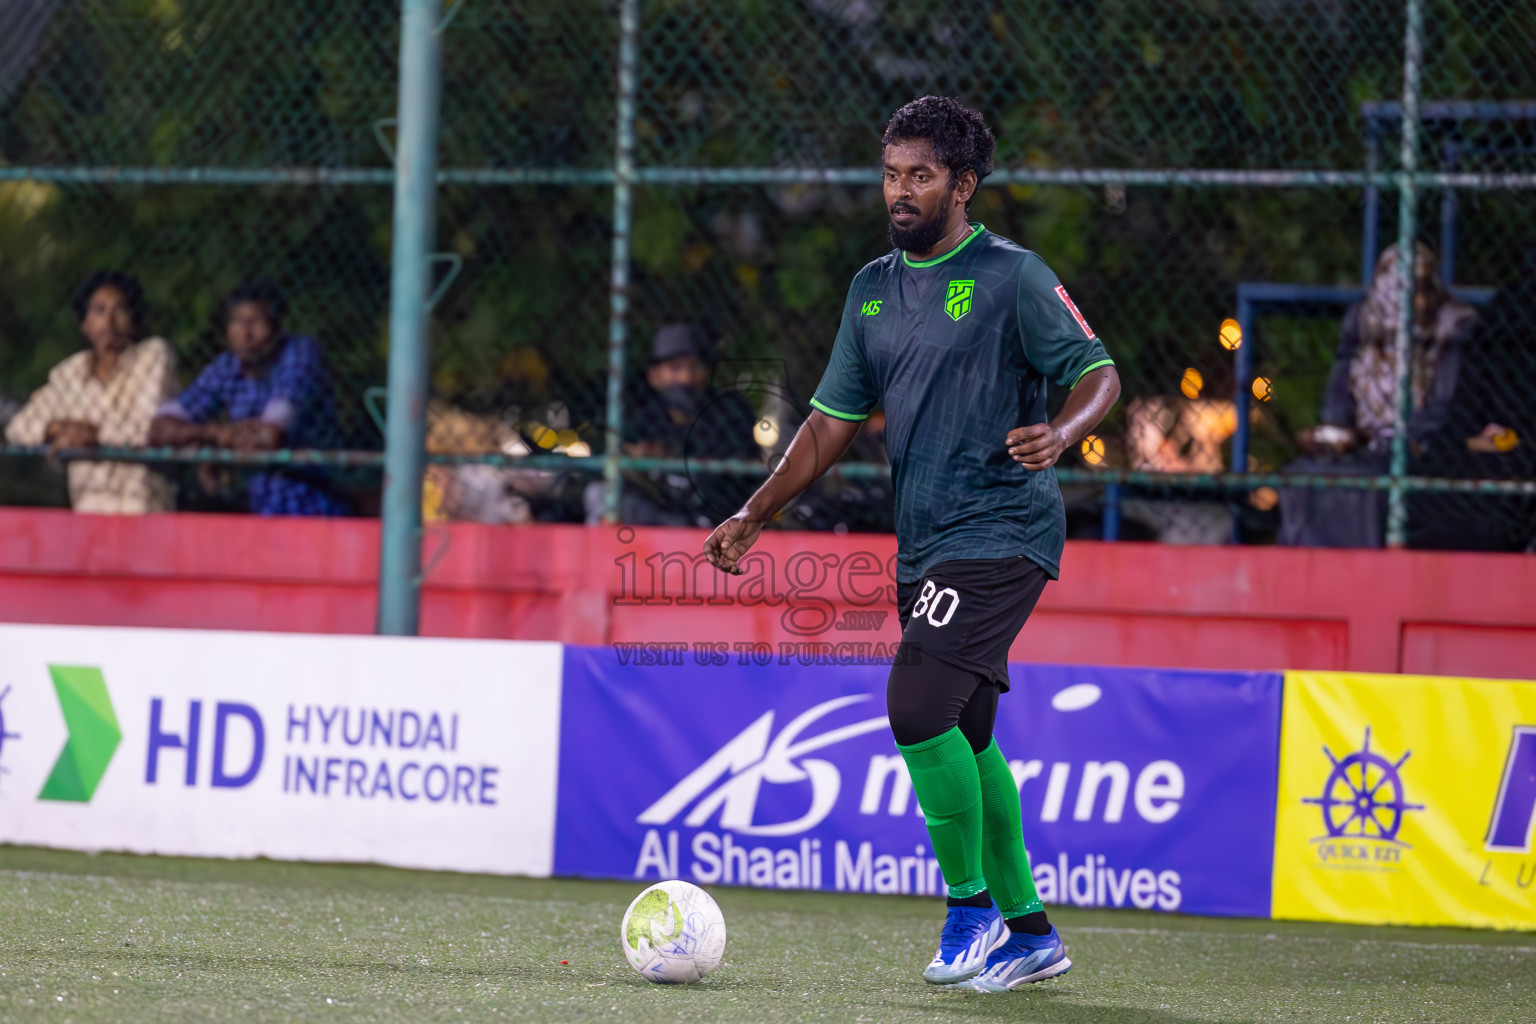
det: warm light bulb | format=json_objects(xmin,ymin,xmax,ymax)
[
  {"xmin": 1080, "ymin": 434, "xmax": 1106, "ymax": 465},
  {"xmin": 1180, "ymin": 367, "xmax": 1203, "ymax": 399},
  {"xmin": 1252, "ymin": 377, "xmax": 1273, "ymax": 402},
  {"xmin": 1220, "ymin": 318, "xmax": 1243, "ymax": 350}
]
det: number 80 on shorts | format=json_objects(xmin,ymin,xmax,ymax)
[{"xmin": 913, "ymin": 579, "xmax": 960, "ymax": 627}]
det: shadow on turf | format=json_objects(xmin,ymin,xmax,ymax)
[
  {"xmin": 597, "ymin": 966, "xmax": 1241, "ymax": 1024},
  {"xmin": 907, "ymin": 986, "xmax": 1247, "ymax": 1024}
]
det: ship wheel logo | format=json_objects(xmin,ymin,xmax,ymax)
[
  {"xmin": 1303, "ymin": 727, "xmax": 1424, "ymax": 844},
  {"xmin": 0, "ymin": 685, "xmax": 18, "ymax": 787}
]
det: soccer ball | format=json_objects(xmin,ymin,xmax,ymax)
[{"xmin": 619, "ymin": 880, "xmax": 726, "ymax": 984}]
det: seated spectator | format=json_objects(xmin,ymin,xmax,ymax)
[
  {"xmin": 4, "ymin": 269, "xmax": 176, "ymax": 513},
  {"xmin": 149, "ymin": 279, "xmax": 348, "ymax": 516},
  {"xmin": 1280, "ymin": 244, "xmax": 1476, "ymax": 548},
  {"xmin": 583, "ymin": 323, "xmax": 759, "ymax": 526},
  {"xmin": 1411, "ymin": 243, "xmax": 1536, "ymax": 551}
]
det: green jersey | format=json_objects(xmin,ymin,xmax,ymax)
[{"xmin": 810, "ymin": 224, "xmax": 1113, "ymax": 583}]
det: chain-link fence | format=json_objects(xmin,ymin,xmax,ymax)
[{"xmin": 1, "ymin": 0, "xmax": 1532, "ymax": 550}]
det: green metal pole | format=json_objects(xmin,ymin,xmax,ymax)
[
  {"xmin": 602, "ymin": 0, "xmax": 640, "ymax": 524},
  {"xmin": 377, "ymin": 0, "xmax": 444, "ymax": 635},
  {"xmin": 1387, "ymin": 0, "xmax": 1423, "ymax": 548}
]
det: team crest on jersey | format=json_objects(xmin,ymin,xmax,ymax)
[{"xmin": 945, "ymin": 280, "xmax": 975, "ymax": 321}]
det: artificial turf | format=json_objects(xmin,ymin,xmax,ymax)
[{"xmin": 0, "ymin": 845, "xmax": 1530, "ymax": 1023}]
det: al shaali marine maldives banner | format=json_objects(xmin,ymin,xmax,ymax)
[
  {"xmin": 1273, "ymin": 671, "xmax": 1536, "ymax": 930},
  {"xmin": 554, "ymin": 646, "xmax": 1282, "ymax": 918},
  {"xmin": 0, "ymin": 624, "xmax": 563, "ymax": 877}
]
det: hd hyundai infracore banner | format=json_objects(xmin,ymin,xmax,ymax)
[
  {"xmin": 553, "ymin": 647, "xmax": 1283, "ymax": 919},
  {"xmin": 0, "ymin": 624, "xmax": 563, "ymax": 877}
]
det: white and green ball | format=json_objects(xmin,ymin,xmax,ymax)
[{"xmin": 619, "ymin": 880, "xmax": 726, "ymax": 984}]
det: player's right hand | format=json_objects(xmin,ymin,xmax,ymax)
[{"xmin": 704, "ymin": 513, "xmax": 764, "ymax": 576}]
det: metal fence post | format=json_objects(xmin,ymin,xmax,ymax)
[
  {"xmin": 602, "ymin": 0, "xmax": 641, "ymax": 524},
  {"xmin": 1386, "ymin": 0, "xmax": 1423, "ymax": 548},
  {"xmin": 377, "ymin": 0, "xmax": 444, "ymax": 635}
]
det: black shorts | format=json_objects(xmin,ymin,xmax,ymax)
[{"xmin": 896, "ymin": 555, "xmax": 1050, "ymax": 692}]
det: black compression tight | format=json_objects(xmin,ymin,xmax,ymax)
[{"xmin": 886, "ymin": 650, "xmax": 998, "ymax": 754}]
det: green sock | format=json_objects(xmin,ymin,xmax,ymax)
[
  {"xmin": 896, "ymin": 727, "xmax": 986, "ymax": 899},
  {"xmin": 975, "ymin": 737, "xmax": 1044, "ymax": 917}
]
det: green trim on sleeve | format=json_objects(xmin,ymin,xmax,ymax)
[
  {"xmin": 901, "ymin": 223, "xmax": 985, "ymax": 268},
  {"xmin": 809, "ymin": 397, "xmax": 870, "ymax": 422},
  {"xmin": 1071, "ymin": 359, "xmax": 1116, "ymax": 387}
]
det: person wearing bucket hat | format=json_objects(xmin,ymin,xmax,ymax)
[{"xmin": 582, "ymin": 322, "xmax": 758, "ymax": 525}]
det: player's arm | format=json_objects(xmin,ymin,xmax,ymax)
[
  {"xmin": 1007, "ymin": 365, "xmax": 1120, "ymax": 470},
  {"xmin": 705, "ymin": 274, "xmax": 877, "ymax": 574},
  {"xmin": 1009, "ymin": 253, "xmax": 1121, "ymax": 470},
  {"xmin": 704, "ymin": 411, "xmax": 862, "ymax": 574}
]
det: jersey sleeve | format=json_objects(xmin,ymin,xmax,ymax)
[
  {"xmin": 809, "ymin": 277, "xmax": 878, "ymax": 422},
  {"xmin": 1016, "ymin": 253, "xmax": 1114, "ymax": 389}
]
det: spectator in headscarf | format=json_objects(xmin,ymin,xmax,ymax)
[
  {"xmin": 1280, "ymin": 244, "xmax": 1476, "ymax": 548},
  {"xmin": 4, "ymin": 269, "xmax": 177, "ymax": 513}
]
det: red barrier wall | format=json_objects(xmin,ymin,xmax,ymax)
[{"xmin": 1, "ymin": 507, "xmax": 1532, "ymax": 677}]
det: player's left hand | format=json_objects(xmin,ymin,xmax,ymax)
[{"xmin": 1006, "ymin": 423, "xmax": 1069, "ymax": 471}]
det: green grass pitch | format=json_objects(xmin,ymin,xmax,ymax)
[{"xmin": 1, "ymin": 846, "xmax": 1530, "ymax": 1023}]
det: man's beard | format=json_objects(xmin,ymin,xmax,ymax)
[{"xmin": 887, "ymin": 206, "xmax": 950, "ymax": 253}]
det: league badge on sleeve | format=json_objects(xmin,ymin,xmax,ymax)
[{"xmin": 1054, "ymin": 285, "xmax": 1096, "ymax": 338}]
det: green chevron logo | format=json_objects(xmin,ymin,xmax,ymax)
[
  {"xmin": 38, "ymin": 665, "xmax": 121, "ymax": 803},
  {"xmin": 945, "ymin": 279, "xmax": 974, "ymax": 321}
]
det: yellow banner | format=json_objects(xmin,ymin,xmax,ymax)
[{"xmin": 1273, "ymin": 672, "xmax": 1536, "ymax": 930}]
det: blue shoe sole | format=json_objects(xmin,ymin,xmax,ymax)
[{"xmin": 968, "ymin": 955, "xmax": 1072, "ymax": 992}]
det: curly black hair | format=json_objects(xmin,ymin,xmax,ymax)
[
  {"xmin": 72, "ymin": 269, "xmax": 147, "ymax": 336},
  {"xmin": 221, "ymin": 277, "xmax": 289, "ymax": 328},
  {"xmin": 881, "ymin": 96, "xmax": 996, "ymax": 210}
]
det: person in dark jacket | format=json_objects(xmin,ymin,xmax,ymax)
[
  {"xmin": 1411, "ymin": 245, "xmax": 1536, "ymax": 551},
  {"xmin": 584, "ymin": 323, "xmax": 760, "ymax": 526}
]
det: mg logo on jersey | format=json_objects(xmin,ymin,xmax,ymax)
[
  {"xmin": 637, "ymin": 695, "xmax": 888, "ymax": 836},
  {"xmin": 944, "ymin": 279, "xmax": 974, "ymax": 321}
]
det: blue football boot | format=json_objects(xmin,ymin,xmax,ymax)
[
  {"xmin": 921, "ymin": 904, "xmax": 1008, "ymax": 984},
  {"xmin": 966, "ymin": 924, "xmax": 1071, "ymax": 991}
]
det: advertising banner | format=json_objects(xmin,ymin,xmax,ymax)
[
  {"xmin": 1273, "ymin": 671, "xmax": 1536, "ymax": 930},
  {"xmin": 0, "ymin": 624, "xmax": 563, "ymax": 876},
  {"xmin": 554, "ymin": 646, "xmax": 1282, "ymax": 917}
]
